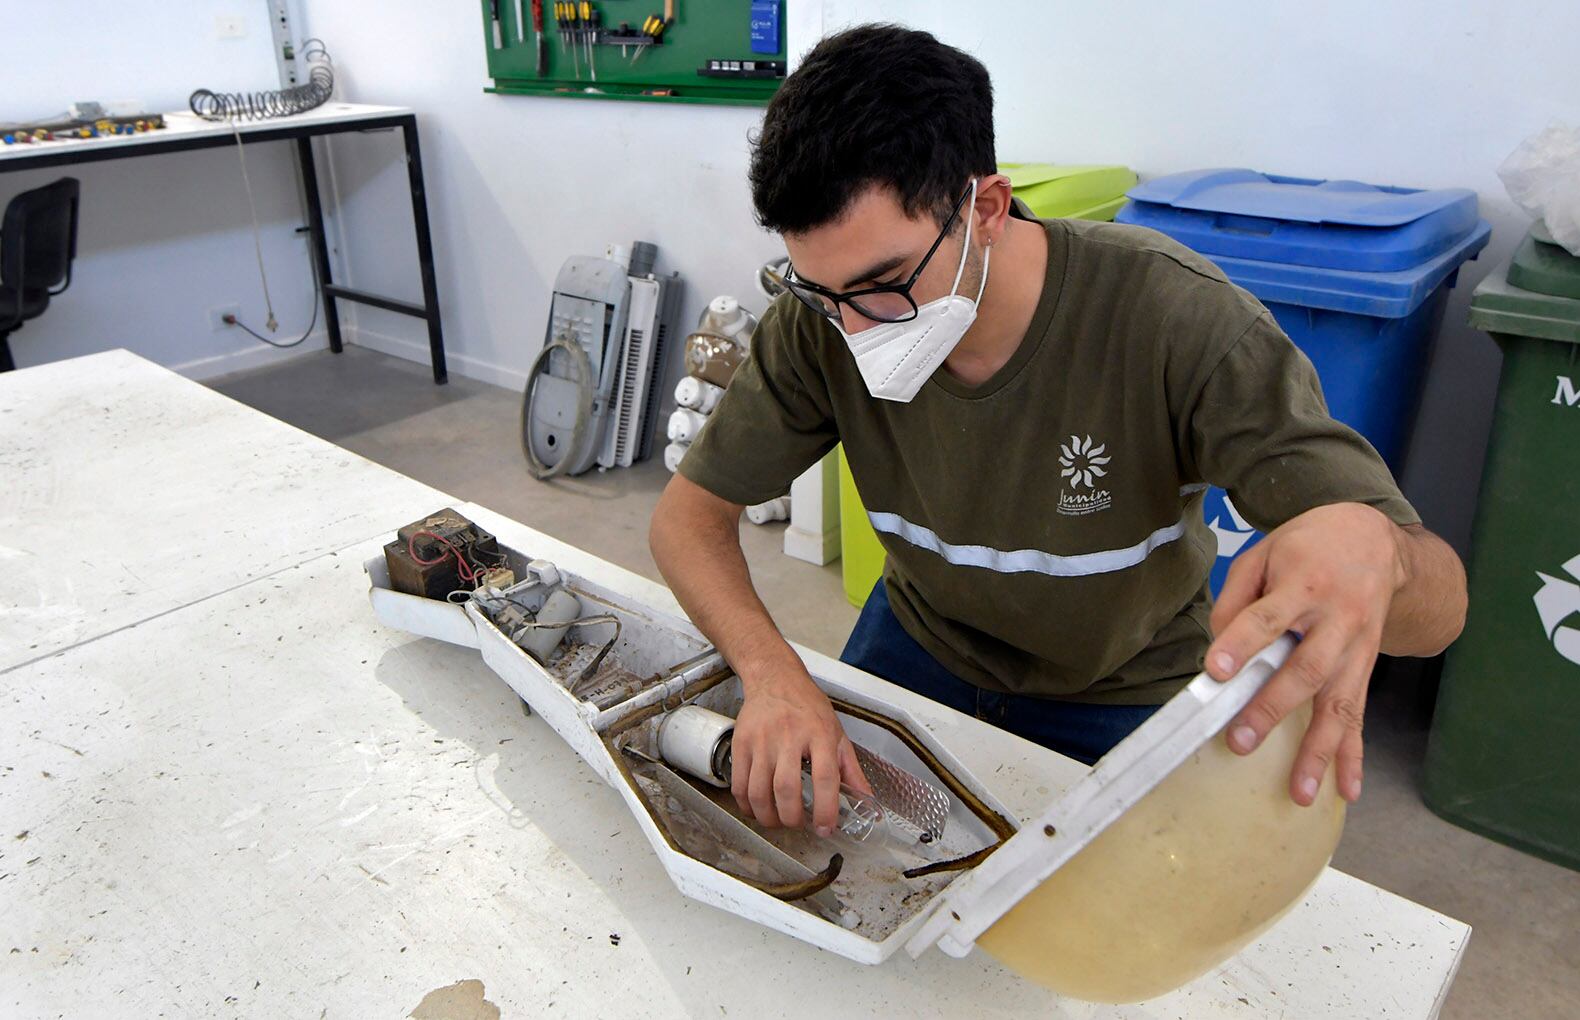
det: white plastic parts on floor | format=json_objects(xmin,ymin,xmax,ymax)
[{"xmin": 0, "ymin": 351, "xmax": 1469, "ymax": 1018}]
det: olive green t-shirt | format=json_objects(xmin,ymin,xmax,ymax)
[{"xmin": 679, "ymin": 209, "xmax": 1419, "ymax": 705}]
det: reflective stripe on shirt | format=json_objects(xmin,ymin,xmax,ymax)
[
  {"xmin": 866, "ymin": 485, "xmax": 1208, "ymax": 578},
  {"xmin": 867, "ymin": 509, "xmax": 1192, "ymax": 578}
]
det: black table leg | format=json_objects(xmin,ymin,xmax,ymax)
[
  {"xmin": 402, "ymin": 118, "xmax": 447, "ymax": 384},
  {"xmin": 295, "ymin": 135, "xmax": 342, "ymax": 355}
]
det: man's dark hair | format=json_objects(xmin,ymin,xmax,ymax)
[{"xmin": 749, "ymin": 24, "xmax": 996, "ymax": 235}]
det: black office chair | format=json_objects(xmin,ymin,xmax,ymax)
[{"xmin": 0, "ymin": 177, "xmax": 81, "ymax": 372}]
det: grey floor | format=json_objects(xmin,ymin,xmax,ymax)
[{"xmin": 211, "ymin": 346, "xmax": 1579, "ymax": 1020}]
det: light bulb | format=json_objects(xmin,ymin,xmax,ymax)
[{"xmin": 798, "ymin": 772, "xmax": 885, "ymax": 841}]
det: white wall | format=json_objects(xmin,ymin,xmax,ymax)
[
  {"xmin": 293, "ymin": 1, "xmax": 786, "ymax": 397},
  {"xmin": 0, "ymin": 1, "xmax": 329, "ymax": 378}
]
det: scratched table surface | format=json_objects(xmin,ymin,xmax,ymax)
[
  {"xmin": 0, "ymin": 361, "xmax": 1468, "ymax": 1018},
  {"xmin": 0, "ymin": 349, "xmax": 450, "ymax": 673}
]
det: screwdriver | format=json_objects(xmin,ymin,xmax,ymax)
[
  {"xmin": 631, "ymin": 13, "xmax": 666, "ymax": 65},
  {"xmin": 574, "ymin": 2, "xmax": 586, "ymax": 79},
  {"xmin": 532, "ymin": 0, "xmax": 547, "ymax": 76},
  {"xmin": 581, "ymin": 2, "xmax": 598, "ymax": 82},
  {"xmin": 636, "ymin": 0, "xmax": 674, "ymax": 65},
  {"xmin": 560, "ymin": 1, "xmax": 581, "ymax": 78},
  {"xmin": 489, "ymin": 0, "xmax": 504, "ymax": 49}
]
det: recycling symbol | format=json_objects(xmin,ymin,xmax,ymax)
[
  {"xmin": 1534, "ymin": 553, "xmax": 1580, "ymax": 667},
  {"xmin": 1207, "ymin": 493, "xmax": 1260, "ymax": 559}
]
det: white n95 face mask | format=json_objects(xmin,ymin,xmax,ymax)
[{"xmin": 834, "ymin": 179, "xmax": 991, "ymax": 403}]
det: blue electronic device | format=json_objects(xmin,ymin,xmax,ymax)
[{"xmin": 750, "ymin": 0, "xmax": 780, "ymax": 55}]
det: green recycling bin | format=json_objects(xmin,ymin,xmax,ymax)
[
  {"xmin": 837, "ymin": 163, "xmax": 1138, "ymax": 607},
  {"xmin": 1424, "ymin": 224, "xmax": 1580, "ymax": 870}
]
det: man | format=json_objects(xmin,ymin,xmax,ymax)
[{"xmin": 649, "ymin": 24, "xmax": 1466, "ymax": 838}]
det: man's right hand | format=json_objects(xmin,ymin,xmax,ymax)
[
  {"xmin": 649, "ymin": 473, "xmax": 873, "ymax": 836},
  {"xmin": 731, "ymin": 667, "xmax": 873, "ymax": 835}
]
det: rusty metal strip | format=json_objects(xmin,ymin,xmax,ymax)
[
  {"xmin": 902, "ymin": 843, "xmax": 1001, "ymax": 879},
  {"xmin": 611, "ymin": 743, "xmax": 843, "ymax": 903},
  {"xmin": 601, "ymin": 665, "xmax": 734, "ymax": 739}
]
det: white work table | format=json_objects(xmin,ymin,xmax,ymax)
[
  {"xmin": 0, "ymin": 353, "xmax": 1469, "ymax": 1018},
  {"xmin": 0, "ymin": 350, "xmax": 450, "ymax": 673},
  {"xmin": 0, "ymin": 104, "xmax": 415, "ymax": 167}
]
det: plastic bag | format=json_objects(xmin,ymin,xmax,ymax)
[{"xmin": 1499, "ymin": 123, "xmax": 1580, "ymax": 256}]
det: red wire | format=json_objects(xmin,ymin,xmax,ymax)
[{"xmin": 408, "ymin": 530, "xmax": 480, "ymax": 584}]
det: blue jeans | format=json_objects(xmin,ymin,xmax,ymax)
[{"xmin": 839, "ymin": 582, "xmax": 1158, "ymax": 765}]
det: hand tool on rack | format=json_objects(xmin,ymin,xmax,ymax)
[
  {"xmin": 581, "ymin": 1, "xmax": 599, "ymax": 82},
  {"xmin": 531, "ymin": 0, "xmax": 547, "ymax": 75},
  {"xmin": 631, "ymin": 0, "xmax": 674, "ymax": 66},
  {"xmin": 559, "ymin": 1, "xmax": 581, "ymax": 78}
]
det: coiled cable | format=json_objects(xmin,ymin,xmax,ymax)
[
  {"xmin": 190, "ymin": 39, "xmax": 335, "ymax": 122},
  {"xmin": 521, "ymin": 335, "xmax": 597, "ymax": 480}
]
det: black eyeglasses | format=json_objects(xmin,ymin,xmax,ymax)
[{"xmin": 784, "ymin": 183, "xmax": 974, "ymax": 325}]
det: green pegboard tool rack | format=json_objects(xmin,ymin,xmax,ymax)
[{"xmin": 481, "ymin": 0, "xmax": 787, "ymax": 107}]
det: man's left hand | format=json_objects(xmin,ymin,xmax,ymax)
[{"xmin": 1205, "ymin": 502, "xmax": 1409, "ymax": 807}]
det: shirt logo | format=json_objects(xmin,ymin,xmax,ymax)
[{"xmin": 1057, "ymin": 434, "xmax": 1113, "ymax": 516}]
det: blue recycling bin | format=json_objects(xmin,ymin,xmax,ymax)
[{"xmin": 1117, "ymin": 170, "xmax": 1491, "ymax": 593}]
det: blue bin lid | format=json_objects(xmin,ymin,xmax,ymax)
[
  {"xmin": 1203, "ymin": 220, "xmax": 1490, "ymax": 318},
  {"xmin": 1118, "ymin": 169, "xmax": 1481, "ymax": 272}
]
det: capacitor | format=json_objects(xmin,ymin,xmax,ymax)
[{"xmin": 518, "ymin": 587, "xmax": 581, "ymax": 662}]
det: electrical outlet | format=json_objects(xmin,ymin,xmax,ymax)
[
  {"xmin": 215, "ymin": 15, "xmax": 247, "ymax": 39},
  {"xmin": 210, "ymin": 305, "xmax": 241, "ymax": 332}
]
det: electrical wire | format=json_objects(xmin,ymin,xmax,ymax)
[
  {"xmin": 562, "ymin": 615, "xmax": 624, "ymax": 689},
  {"xmin": 214, "ymin": 43, "xmax": 338, "ymax": 349},
  {"xmin": 227, "ymin": 290, "xmax": 318, "ymax": 348},
  {"xmin": 229, "ymin": 117, "xmax": 279, "ymax": 333},
  {"xmin": 408, "ymin": 529, "xmax": 503, "ymax": 586},
  {"xmin": 189, "ymin": 40, "xmax": 335, "ymax": 122},
  {"xmin": 465, "ymin": 578, "xmax": 623, "ymax": 685},
  {"xmin": 222, "ymin": 162, "xmax": 323, "ymax": 349},
  {"xmin": 408, "ymin": 531, "xmax": 478, "ymax": 584}
]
